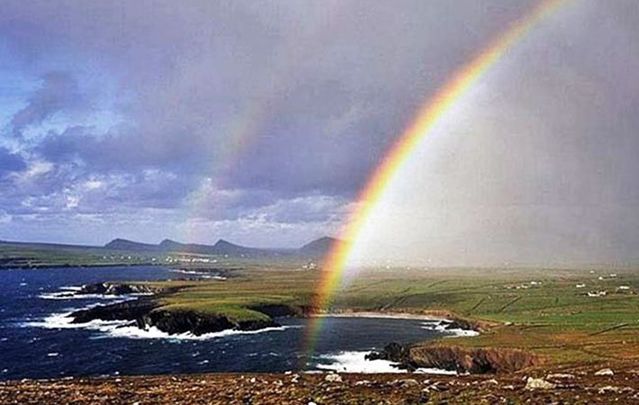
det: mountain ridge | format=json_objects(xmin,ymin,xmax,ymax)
[{"xmin": 103, "ymin": 236, "xmax": 338, "ymax": 257}]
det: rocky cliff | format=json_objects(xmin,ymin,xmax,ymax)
[{"xmin": 367, "ymin": 342, "xmax": 542, "ymax": 374}]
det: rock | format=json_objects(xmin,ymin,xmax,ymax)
[
  {"xmin": 595, "ymin": 368, "xmax": 614, "ymax": 376},
  {"xmin": 365, "ymin": 342, "xmax": 409, "ymax": 363},
  {"xmin": 598, "ymin": 385, "xmax": 623, "ymax": 394},
  {"xmin": 525, "ymin": 377, "xmax": 556, "ymax": 390},
  {"xmin": 547, "ymin": 373, "xmax": 575, "ymax": 380},
  {"xmin": 484, "ymin": 379, "xmax": 498, "ymax": 385},
  {"xmin": 427, "ymin": 381, "xmax": 449, "ymax": 392},
  {"xmin": 324, "ymin": 373, "xmax": 342, "ymax": 383},
  {"xmin": 398, "ymin": 379, "xmax": 419, "ymax": 387}
]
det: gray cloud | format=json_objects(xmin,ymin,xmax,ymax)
[{"xmin": 10, "ymin": 71, "xmax": 84, "ymax": 137}]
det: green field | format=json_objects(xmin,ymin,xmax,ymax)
[{"xmin": 143, "ymin": 265, "xmax": 639, "ymax": 368}]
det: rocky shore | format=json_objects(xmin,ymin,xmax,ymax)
[
  {"xmin": 367, "ymin": 342, "xmax": 541, "ymax": 374},
  {"xmin": 76, "ymin": 282, "xmax": 164, "ymax": 296},
  {"xmin": 3, "ymin": 366, "xmax": 639, "ymax": 404}
]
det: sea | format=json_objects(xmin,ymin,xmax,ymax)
[{"xmin": 0, "ymin": 266, "xmax": 461, "ymax": 380}]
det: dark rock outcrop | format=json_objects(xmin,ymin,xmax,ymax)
[
  {"xmin": 366, "ymin": 342, "xmax": 410, "ymax": 363},
  {"xmin": 71, "ymin": 299, "xmax": 159, "ymax": 323},
  {"xmin": 439, "ymin": 319, "xmax": 477, "ymax": 332},
  {"xmin": 138, "ymin": 309, "xmax": 277, "ymax": 335}
]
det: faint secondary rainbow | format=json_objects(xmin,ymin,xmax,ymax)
[
  {"xmin": 180, "ymin": 5, "xmax": 348, "ymax": 244},
  {"xmin": 303, "ymin": 0, "xmax": 567, "ymax": 360}
]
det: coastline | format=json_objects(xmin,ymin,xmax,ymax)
[{"xmin": 312, "ymin": 311, "xmax": 445, "ymax": 321}]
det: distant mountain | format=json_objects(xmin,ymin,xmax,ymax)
[
  {"xmin": 211, "ymin": 239, "xmax": 263, "ymax": 255},
  {"xmin": 298, "ymin": 236, "xmax": 339, "ymax": 256},
  {"xmin": 103, "ymin": 238, "xmax": 292, "ymax": 257},
  {"xmin": 0, "ymin": 236, "xmax": 340, "ymax": 264},
  {"xmin": 104, "ymin": 238, "xmax": 160, "ymax": 251},
  {"xmin": 100, "ymin": 236, "xmax": 340, "ymax": 258},
  {"xmin": 158, "ymin": 239, "xmax": 216, "ymax": 254}
]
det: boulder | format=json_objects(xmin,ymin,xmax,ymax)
[
  {"xmin": 594, "ymin": 368, "xmax": 614, "ymax": 376},
  {"xmin": 324, "ymin": 373, "xmax": 342, "ymax": 383},
  {"xmin": 547, "ymin": 373, "xmax": 575, "ymax": 380},
  {"xmin": 525, "ymin": 377, "xmax": 556, "ymax": 390}
]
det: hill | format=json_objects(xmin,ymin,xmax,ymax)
[
  {"xmin": 104, "ymin": 238, "xmax": 160, "ymax": 251},
  {"xmin": 298, "ymin": 236, "xmax": 338, "ymax": 257}
]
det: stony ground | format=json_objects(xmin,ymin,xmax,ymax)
[{"xmin": 3, "ymin": 366, "xmax": 639, "ymax": 404}]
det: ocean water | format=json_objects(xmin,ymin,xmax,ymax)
[{"xmin": 0, "ymin": 266, "xmax": 452, "ymax": 380}]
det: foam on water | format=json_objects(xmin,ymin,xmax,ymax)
[
  {"xmin": 38, "ymin": 292, "xmax": 152, "ymax": 300},
  {"xmin": 103, "ymin": 324, "xmax": 302, "ymax": 340},
  {"xmin": 23, "ymin": 309, "xmax": 130, "ymax": 331},
  {"xmin": 38, "ymin": 285, "xmax": 153, "ymax": 301},
  {"xmin": 316, "ymin": 351, "xmax": 457, "ymax": 374},
  {"xmin": 59, "ymin": 286, "xmax": 83, "ymax": 291}
]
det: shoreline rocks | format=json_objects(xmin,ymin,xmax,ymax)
[
  {"xmin": 77, "ymin": 282, "xmax": 164, "ymax": 296},
  {"xmin": 71, "ymin": 299, "xmax": 160, "ymax": 323}
]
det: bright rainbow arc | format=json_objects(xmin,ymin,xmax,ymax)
[{"xmin": 303, "ymin": 0, "xmax": 567, "ymax": 360}]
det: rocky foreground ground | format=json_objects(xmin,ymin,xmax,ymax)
[{"xmin": 3, "ymin": 366, "xmax": 639, "ymax": 404}]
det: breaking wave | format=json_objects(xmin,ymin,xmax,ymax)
[
  {"xmin": 421, "ymin": 321, "xmax": 480, "ymax": 337},
  {"xmin": 316, "ymin": 351, "xmax": 457, "ymax": 374}
]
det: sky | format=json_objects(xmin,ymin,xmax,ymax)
[{"xmin": 0, "ymin": 1, "xmax": 638, "ymax": 263}]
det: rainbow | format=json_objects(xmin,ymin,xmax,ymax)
[{"xmin": 303, "ymin": 0, "xmax": 567, "ymax": 361}]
